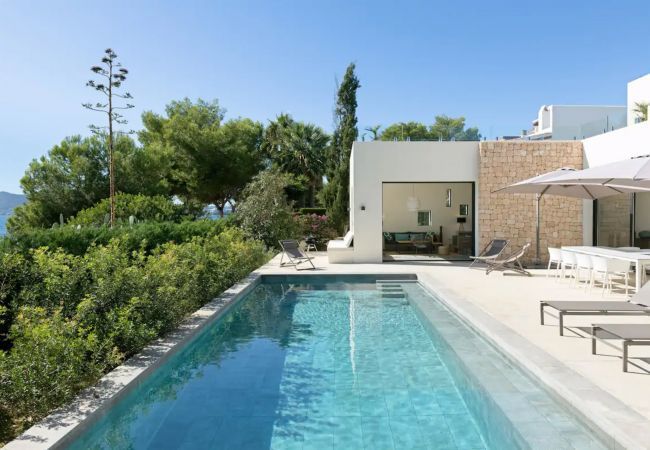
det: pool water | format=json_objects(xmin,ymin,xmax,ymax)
[{"xmin": 68, "ymin": 278, "xmax": 605, "ymax": 449}]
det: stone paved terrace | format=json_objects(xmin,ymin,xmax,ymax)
[{"xmin": 260, "ymin": 252, "xmax": 650, "ymax": 433}]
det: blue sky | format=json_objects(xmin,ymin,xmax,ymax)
[{"xmin": 1, "ymin": 0, "xmax": 649, "ymax": 193}]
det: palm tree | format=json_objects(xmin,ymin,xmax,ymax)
[
  {"xmin": 634, "ymin": 102, "xmax": 649, "ymax": 123},
  {"xmin": 261, "ymin": 114, "xmax": 329, "ymax": 207},
  {"xmin": 364, "ymin": 125, "xmax": 382, "ymax": 141}
]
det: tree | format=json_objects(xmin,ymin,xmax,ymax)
[
  {"xmin": 139, "ymin": 98, "xmax": 264, "ymax": 216},
  {"xmin": 634, "ymin": 102, "xmax": 648, "ymax": 123},
  {"xmin": 363, "ymin": 125, "xmax": 382, "ymax": 141},
  {"xmin": 261, "ymin": 114, "xmax": 329, "ymax": 207},
  {"xmin": 430, "ymin": 115, "xmax": 481, "ymax": 141},
  {"xmin": 380, "ymin": 122, "xmax": 430, "ymax": 141},
  {"xmin": 8, "ymin": 135, "xmax": 166, "ymax": 232},
  {"xmin": 379, "ymin": 116, "xmax": 481, "ymax": 141},
  {"xmin": 235, "ymin": 170, "xmax": 299, "ymax": 249},
  {"xmin": 322, "ymin": 63, "xmax": 360, "ymax": 232},
  {"xmin": 82, "ymin": 48, "xmax": 134, "ymax": 227}
]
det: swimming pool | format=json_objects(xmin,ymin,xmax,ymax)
[{"xmin": 66, "ymin": 275, "xmax": 606, "ymax": 449}]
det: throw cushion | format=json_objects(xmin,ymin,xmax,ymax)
[
  {"xmin": 395, "ymin": 233, "xmax": 410, "ymax": 241},
  {"xmin": 342, "ymin": 231, "xmax": 354, "ymax": 247},
  {"xmin": 383, "ymin": 232, "xmax": 394, "ymax": 242},
  {"xmin": 411, "ymin": 233, "xmax": 426, "ymax": 241}
]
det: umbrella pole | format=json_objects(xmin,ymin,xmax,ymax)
[{"xmin": 535, "ymin": 193, "xmax": 541, "ymax": 265}]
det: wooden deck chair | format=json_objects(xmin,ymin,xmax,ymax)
[
  {"xmin": 279, "ymin": 240, "xmax": 316, "ymax": 270},
  {"xmin": 469, "ymin": 239, "xmax": 509, "ymax": 268},
  {"xmin": 485, "ymin": 243, "xmax": 531, "ymax": 276}
]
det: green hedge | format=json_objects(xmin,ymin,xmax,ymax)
[
  {"xmin": 7, "ymin": 219, "xmax": 233, "ymax": 256},
  {"xmin": 69, "ymin": 193, "xmax": 203, "ymax": 226},
  {"xmin": 299, "ymin": 207, "xmax": 327, "ymax": 216},
  {"xmin": 0, "ymin": 228, "xmax": 270, "ymax": 443}
]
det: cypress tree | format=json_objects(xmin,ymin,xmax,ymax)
[{"xmin": 323, "ymin": 63, "xmax": 361, "ymax": 233}]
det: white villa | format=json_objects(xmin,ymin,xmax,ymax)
[
  {"xmin": 330, "ymin": 74, "xmax": 650, "ymax": 264},
  {"xmin": 523, "ymin": 104, "xmax": 626, "ymax": 140}
]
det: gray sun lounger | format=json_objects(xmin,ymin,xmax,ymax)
[
  {"xmin": 590, "ymin": 324, "xmax": 650, "ymax": 372},
  {"xmin": 540, "ymin": 300, "xmax": 650, "ymax": 336},
  {"xmin": 279, "ymin": 240, "xmax": 316, "ymax": 271},
  {"xmin": 469, "ymin": 239, "xmax": 509, "ymax": 268}
]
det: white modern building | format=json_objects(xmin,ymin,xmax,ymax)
[
  {"xmin": 628, "ymin": 74, "xmax": 650, "ymax": 125},
  {"xmin": 330, "ymin": 74, "xmax": 650, "ymax": 264},
  {"xmin": 523, "ymin": 105, "xmax": 626, "ymax": 140}
]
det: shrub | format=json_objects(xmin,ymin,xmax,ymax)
[
  {"xmin": 0, "ymin": 308, "xmax": 103, "ymax": 424},
  {"xmin": 0, "ymin": 253, "xmax": 30, "ymax": 350},
  {"xmin": 0, "ymin": 228, "xmax": 270, "ymax": 441},
  {"xmin": 295, "ymin": 213, "xmax": 337, "ymax": 248},
  {"xmin": 68, "ymin": 193, "xmax": 203, "ymax": 226},
  {"xmin": 7, "ymin": 219, "xmax": 232, "ymax": 256},
  {"xmin": 235, "ymin": 170, "xmax": 300, "ymax": 249}
]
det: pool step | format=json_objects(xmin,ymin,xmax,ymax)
[
  {"xmin": 376, "ymin": 279, "xmax": 417, "ymax": 284},
  {"xmin": 376, "ymin": 281, "xmax": 407, "ymax": 299}
]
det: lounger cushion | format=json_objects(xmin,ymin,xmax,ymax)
[
  {"xmin": 328, "ymin": 240, "xmax": 352, "ymax": 249},
  {"xmin": 592, "ymin": 324, "xmax": 650, "ymax": 339}
]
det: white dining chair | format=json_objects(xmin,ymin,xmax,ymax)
[
  {"xmin": 590, "ymin": 256, "xmax": 631, "ymax": 296},
  {"xmin": 547, "ymin": 247, "xmax": 562, "ymax": 278},
  {"xmin": 560, "ymin": 250, "xmax": 577, "ymax": 282},
  {"xmin": 574, "ymin": 253, "xmax": 593, "ymax": 290}
]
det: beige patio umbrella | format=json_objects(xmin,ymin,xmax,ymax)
[
  {"xmin": 493, "ymin": 168, "xmax": 641, "ymax": 264},
  {"xmin": 545, "ymin": 155, "xmax": 650, "ymax": 190}
]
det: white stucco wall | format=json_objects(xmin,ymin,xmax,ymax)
[
  {"xmin": 350, "ymin": 141, "xmax": 479, "ymax": 263},
  {"xmin": 627, "ymin": 74, "xmax": 650, "ymax": 125},
  {"xmin": 582, "ymin": 121, "xmax": 650, "ymax": 167},
  {"xmin": 580, "ymin": 121, "xmax": 650, "ymax": 245}
]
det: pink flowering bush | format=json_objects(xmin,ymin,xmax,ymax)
[{"xmin": 295, "ymin": 213, "xmax": 337, "ymax": 249}]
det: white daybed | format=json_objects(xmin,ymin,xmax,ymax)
[{"xmin": 327, "ymin": 231, "xmax": 354, "ymax": 263}]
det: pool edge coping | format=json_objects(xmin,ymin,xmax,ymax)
[
  {"xmin": 415, "ymin": 270, "xmax": 650, "ymax": 450},
  {"xmin": 3, "ymin": 272, "xmax": 264, "ymax": 450}
]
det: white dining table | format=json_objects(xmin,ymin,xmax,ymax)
[{"xmin": 562, "ymin": 246, "xmax": 650, "ymax": 291}]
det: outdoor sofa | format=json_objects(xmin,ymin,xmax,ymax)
[{"xmin": 383, "ymin": 226, "xmax": 443, "ymax": 253}]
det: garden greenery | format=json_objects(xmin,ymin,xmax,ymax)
[
  {"xmin": 0, "ymin": 228, "xmax": 270, "ymax": 443},
  {"xmin": 7, "ymin": 219, "xmax": 232, "ymax": 256},
  {"xmin": 68, "ymin": 193, "xmax": 203, "ymax": 227}
]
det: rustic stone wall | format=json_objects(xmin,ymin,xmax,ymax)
[{"xmin": 479, "ymin": 141, "xmax": 584, "ymax": 264}]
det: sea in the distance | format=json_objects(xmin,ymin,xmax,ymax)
[{"xmin": 0, "ymin": 214, "xmax": 7, "ymax": 236}]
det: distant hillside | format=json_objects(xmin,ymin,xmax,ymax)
[{"xmin": 0, "ymin": 191, "xmax": 26, "ymax": 214}]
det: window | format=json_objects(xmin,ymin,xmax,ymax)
[{"xmin": 417, "ymin": 210, "xmax": 431, "ymax": 226}]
